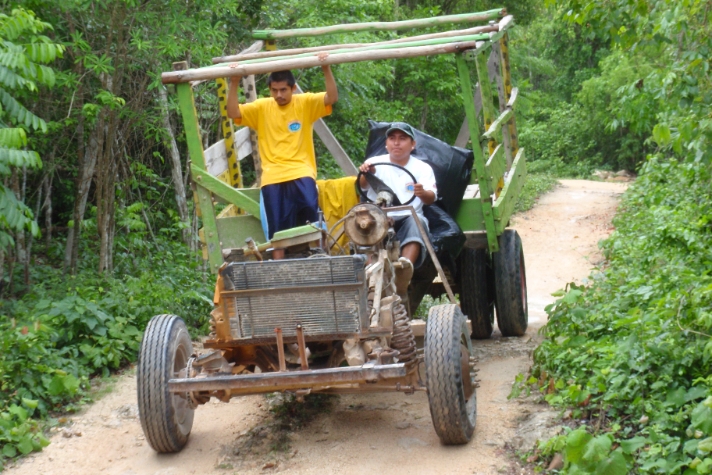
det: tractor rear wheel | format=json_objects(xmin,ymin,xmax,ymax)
[
  {"xmin": 457, "ymin": 247, "xmax": 495, "ymax": 339},
  {"xmin": 492, "ymin": 230, "xmax": 528, "ymax": 337},
  {"xmin": 425, "ymin": 304, "xmax": 476, "ymax": 444},
  {"xmin": 137, "ymin": 314, "xmax": 194, "ymax": 453}
]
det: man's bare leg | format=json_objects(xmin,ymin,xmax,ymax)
[{"xmin": 401, "ymin": 242, "xmax": 420, "ymax": 265}]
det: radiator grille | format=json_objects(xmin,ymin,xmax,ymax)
[{"xmin": 221, "ymin": 256, "xmax": 368, "ymax": 339}]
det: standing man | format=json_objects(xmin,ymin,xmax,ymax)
[
  {"xmin": 358, "ymin": 122, "xmax": 437, "ymax": 269},
  {"xmin": 227, "ymin": 59, "xmax": 338, "ymax": 239}
]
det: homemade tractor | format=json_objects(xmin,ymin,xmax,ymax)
[{"xmin": 138, "ymin": 8, "xmax": 527, "ymax": 453}]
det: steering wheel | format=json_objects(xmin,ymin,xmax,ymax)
[{"xmin": 356, "ymin": 161, "xmax": 419, "ymax": 206}]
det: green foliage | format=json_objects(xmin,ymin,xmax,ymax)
[
  {"xmin": 520, "ymin": 1, "xmax": 712, "ymax": 470},
  {"xmin": 0, "ymin": 230, "xmax": 212, "ymax": 465},
  {"xmin": 0, "ymin": 8, "xmax": 62, "ymax": 248},
  {"xmin": 0, "ymin": 398, "xmax": 50, "ymax": 470},
  {"xmin": 519, "ymin": 158, "xmax": 712, "ymax": 473},
  {"xmin": 558, "ymin": 0, "xmax": 712, "ymax": 163}
]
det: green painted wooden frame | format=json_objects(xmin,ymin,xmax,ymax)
[{"xmin": 172, "ymin": 9, "xmax": 525, "ymax": 269}]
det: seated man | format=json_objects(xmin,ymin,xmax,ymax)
[{"xmin": 358, "ymin": 122, "xmax": 438, "ymax": 270}]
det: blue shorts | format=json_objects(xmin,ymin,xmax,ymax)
[{"xmin": 260, "ymin": 177, "xmax": 319, "ymax": 240}]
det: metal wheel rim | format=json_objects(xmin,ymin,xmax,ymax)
[
  {"xmin": 172, "ymin": 330, "xmax": 193, "ymax": 432},
  {"xmin": 460, "ymin": 339, "xmax": 476, "ymax": 426}
]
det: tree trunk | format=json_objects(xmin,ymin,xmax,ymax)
[
  {"xmin": 158, "ymin": 86, "xmax": 191, "ymax": 244},
  {"xmin": 43, "ymin": 172, "xmax": 53, "ymax": 247},
  {"xmin": 419, "ymin": 93, "xmax": 428, "ymax": 130},
  {"xmin": 0, "ymin": 248, "xmax": 4, "ymax": 296},
  {"xmin": 65, "ymin": 111, "xmax": 104, "ymax": 274},
  {"xmin": 96, "ymin": 112, "xmax": 118, "ymax": 274},
  {"xmin": 11, "ymin": 169, "xmax": 26, "ymax": 289},
  {"xmin": 26, "ymin": 175, "xmax": 44, "ymax": 288}
]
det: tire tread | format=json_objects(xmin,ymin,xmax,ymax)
[{"xmin": 425, "ymin": 304, "xmax": 476, "ymax": 444}]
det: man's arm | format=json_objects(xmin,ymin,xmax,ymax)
[
  {"xmin": 322, "ymin": 65, "xmax": 338, "ymax": 106},
  {"xmin": 413, "ymin": 184, "xmax": 435, "ymax": 205},
  {"xmin": 358, "ymin": 161, "xmax": 374, "ymax": 188},
  {"xmin": 226, "ymin": 76, "xmax": 243, "ymax": 119}
]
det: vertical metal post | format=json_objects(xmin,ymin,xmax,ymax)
[
  {"xmin": 175, "ymin": 73, "xmax": 223, "ymax": 272},
  {"xmin": 275, "ymin": 328, "xmax": 287, "ymax": 372},
  {"xmin": 456, "ymin": 52, "xmax": 499, "ymax": 253},
  {"xmin": 216, "ymin": 78, "xmax": 243, "ymax": 188},
  {"xmin": 296, "ymin": 324, "xmax": 309, "ymax": 370}
]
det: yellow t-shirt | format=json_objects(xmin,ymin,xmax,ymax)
[{"xmin": 235, "ymin": 92, "xmax": 332, "ymax": 187}]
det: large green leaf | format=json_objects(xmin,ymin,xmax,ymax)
[
  {"xmin": 0, "ymin": 64, "xmax": 31, "ymax": 89},
  {"xmin": 566, "ymin": 429, "xmax": 593, "ymax": 464},
  {"xmin": 594, "ymin": 449, "xmax": 629, "ymax": 475},
  {"xmin": 0, "ymin": 87, "xmax": 46, "ymax": 131},
  {"xmin": 0, "ymin": 146, "xmax": 41, "ymax": 168},
  {"xmin": 0, "ymin": 127, "xmax": 27, "ymax": 148},
  {"xmin": 25, "ymin": 42, "xmax": 63, "ymax": 64}
]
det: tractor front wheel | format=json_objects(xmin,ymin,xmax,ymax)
[
  {"xmin": 425, "ymin": 304, "xmax": 477, "ymax": 444},
  {"xmin": 137, "ymin": 314, "xmax": 195, "ymax": 453}
]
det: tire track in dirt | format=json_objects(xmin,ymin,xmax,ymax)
[{"xmin": 5, "ymin": 179, "xmax": 627, "ymax": 475}]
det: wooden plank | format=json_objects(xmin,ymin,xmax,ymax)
[
  {"xmin": 474, "ymin": 48, "xmax": 498, "ymax": 156},
  {"xmin": 162, "ymin": 41, "xmax": 485, "ymax": 84},
  {"xmin": 485, "ymin": 144, "xmax": 506, "ymax": 193},
  {"xmin": 454, "ymin": 198, "xmax": 487, "ymax": 232},
  {"xmin": 454, "ymin": 82, "xmax": 482, "ymax": 148},
  {"xmin": 295, "ymin": 85, "xmax": 357, "ymax": 176},
  {"xmin": 213, "ymin": 25, "xmax": 498, "ymax": 63},
  {"xmin": 498, "ymin": 33, "xmax": 519, "ymax": 158},
  {"xmin": 488, "ymin": 41, "xmax": 513, "ymax": 167},
  {"xmin": 213, "ymin": 40, "xmax": 263, "ymax": 63},
  {"xmin": 234, "ymin": 127, "xmax": 252, "ymax": 161},
  {"xmin": 176, "ymin": 81, "xmax": 223, "ymax": 272},
  {"xmin": 204, "ymin": 139, "xmax": 228, "ymax": 177},
  {"xmin": 463, "ymin": 184, "xmax": 480, "ymax": 199},
  {"xmin": 216, "ymin": 78, "xmax": 242, "ymax": 187},
  {"xmin": 191, "ymin": 165, "xmax": 261, "ymax": 217},
  {"xmin": 216, "ymin": 215, "xmax": 266, "ymax": 249},
  {"xmin": 456, "ymin": 52, "xmax": 498, "ymax": 251},
  {"xmin": 506, "ymin": 87, "xmax": 519, "ymax": 109},
  {"xmin": 215, "ymin": 34, "xmax": 490, "ymax": 68},
  {"xmin": 493, "ymin": 148, "xmax": 527, "ymax": 233},
  {"xmin": 498, "ymin": 15, "xmax": 515, "ymax": 31},
  {"xmin": 482, "ymin": 108, "xmax": 513, "ymax": 141},
  {"xmin": 199, "ymin": 127, "xmax": 254, "ymax": 180},
  {"xmin": 251, "ymin": 9, "xmax": 504, "ymax": 39}
]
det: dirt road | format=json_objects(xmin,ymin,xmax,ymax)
[{"xmin": 6, "ymin": 180, "xmax": 627, "ymax": 475}]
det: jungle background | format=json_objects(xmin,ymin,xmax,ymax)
[{"xmin": 0, "ymin": 0, "xmax": 710, "ymax": 473}]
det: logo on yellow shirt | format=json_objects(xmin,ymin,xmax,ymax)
[{"xmin": 288, "ymin": 121, "xmax": 302, "ymax": 132}]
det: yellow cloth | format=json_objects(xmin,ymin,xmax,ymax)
[
  {"xmin": 317, "ymin": 177, "xmax": 359, "ymax": 249},
  {"xmin": 235, "ymin": 92, "xmax": 332, "ymax": 187}
]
